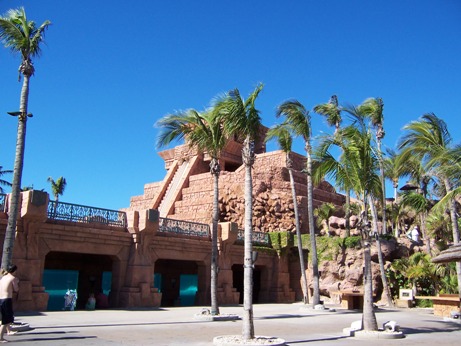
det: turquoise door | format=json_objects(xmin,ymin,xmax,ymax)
[
  {"xmin": 179, "ymin": 274, "xmax": 197, "ymax": 306},
  {"xmin": 102, "ymin": 271, "xmax": 112, "ymax": 296}
]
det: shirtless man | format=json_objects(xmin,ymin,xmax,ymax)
[{"xmin": 0, "ymin": 265, "xmax": 19, "ymax": 343}]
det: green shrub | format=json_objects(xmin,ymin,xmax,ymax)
[
  {"xmin": 343, "ymin": 236, "xmax": 362, "ymax": 249},
  {"xmin": 415, "ymin": 299, "xmax": 433, "ymax": 308}
]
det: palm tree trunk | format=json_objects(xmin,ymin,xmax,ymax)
[
  {"xmin": 306, "ymin": 145, "xmax": 320, "ymax": 306},
  {"xmin": 420, "ymin": 212, "xmax": 431, "ymax": 255},
  {"xmin": 345, "ymin": 190, "xmax": 351, "ymax": 237},
  {"xmin": 361, "ymin": 197, "xmax": 378, "ymax": 331},
  {"xmin": 362, "ymin": 244, "xmax": 378, "ymax": 330},
  {"xmin": 368, "ymin": 196, "xmax": 393, "ymax": 307},
  {"xmin": 1, "ymin": 74, "xmax": 30, "ymax": 270},
  {"xmin": 210, "ymin": 164, "xmax": 220, "ymax": 315},
  {"xmin": 242, "ymin": 141, "xmax": 255, "ymax": 341},
  {"xmin": 288, "ymin": 165, "xmax": 308, "ymax": 304},
  {"xmin": 378, "ymin": 140, "xmax": 387, "ymax": 234},
  {"xmin": 393, "ymin": 184, "xmax": 398, "ymax": 237}
]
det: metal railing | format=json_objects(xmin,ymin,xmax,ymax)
[
  {"xmin": 0, "ymin": 193, "xmax": 6, "ymax": 212},
  {"xmin": 237, "ymin": 229, "xmax": 271, "ymax": 246},
  {"xmin": 159, "ymin": 217, "xmax": 210, "ymax": 238},
  {"xmin": 47, "ymin": 200, "xmax": 127, "ymax": 227}
]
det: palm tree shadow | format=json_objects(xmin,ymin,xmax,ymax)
[
  {"xmin": 402, "ymin": 320, "xmax": 461, "ymax": 335},
  {"xmin": 286, "ymin": 335, "xmax": 350, "ymax": 344}
]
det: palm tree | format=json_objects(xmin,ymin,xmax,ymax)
[
  {"xmin": 276, "ymin": 99, "xmax": 321, "ymax": 307},
  {"xmin": 398, "ymin": 113, "xmax": 461, "ymax": 297},
  {"xmin": 47, "ymin": 176, "xmax": 67, "ymax": 202},
  {"xmin": 357, "ymin": 98, "xmax": 387, "ymax": 234},
  {"xmin": 156, "ymin": 107, "xmax": 227, "ymax": 316},
  {"xmin": 266, "ymin": 124, "xmax": 309, "ymax": 304},
  {"xmin": 47, "ymin": 176, "xmax": 66, "ymax": 218},
  {"xmin": 316, "ymin": 114, "xmax": 381, "ymax": 330},
  {"xmin": 343, "ymin": 122, "xmax": 380, "ymax": 330},
  {"xmin": 215, "ymin": 84, "xmax": 263, "ymax": 340},
  {"xmin": 346, "ymin": 101, "xmax": 394, "ymax": 307},
  {"xmin": 0, "ymin": 166, "xmax": 13, "ymax": 194},
  {"xmin": 0, "ymin": 7, "xmax": 51, "ymax": 270}
]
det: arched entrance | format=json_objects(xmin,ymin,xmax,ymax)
[{"xmin": 44, "ymin": 252, "xmax": 114, "ymax": 310}]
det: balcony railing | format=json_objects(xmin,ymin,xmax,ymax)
[
  {"xmin": 237, "ymin": 229, "xmax": 271, "ymax": 246},
  {"xmin": 0, "ymin": 193, "xmax": 6, "ymax": 212},
  {"xmin": 159, "ymin": 217, "xmax": 210, "ymax": 238},
  {"xmin": 47, "ymin": 200, "xmax": 127, "ymax": 227}
]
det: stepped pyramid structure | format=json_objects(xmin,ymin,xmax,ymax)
[{"xmin": 127, "ymin": 133, "xmax": 346, "ymax": 233}]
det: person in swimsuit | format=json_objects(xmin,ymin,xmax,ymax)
[{"xmin": 0, "ymin": 265, "xmax": 19, "ymax": 343}]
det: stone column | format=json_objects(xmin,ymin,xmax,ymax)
[
  {"xmin": 13, "ymin": 190, "xmax": 49, "ymax": 311},
  {"xmin": 217, "ymin": 222, "xmax": 240, "ymax": 304},
  {"xmin": 119, "ymin": 209, "xmax": 161, "ymax": 307}
]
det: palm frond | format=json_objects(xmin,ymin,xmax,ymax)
[{"xmin": 265, "ymin": 123, "xmax": 292, "ymax": 153}]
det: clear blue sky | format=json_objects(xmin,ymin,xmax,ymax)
[{"xmin": 1, "ymin": 1, "xmax": 460, "ymax": 210}]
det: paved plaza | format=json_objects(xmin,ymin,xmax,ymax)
[{"xmin": 7, "ymin": 303, "xmax": 461, "ymax": 345}]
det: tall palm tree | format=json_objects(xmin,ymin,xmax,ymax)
[
  {"xmin": 266, "ymin": 124, "xmax": 309, "ymax": 304},
  {"xmin": 0, "ymin": 166, "xmax": 13, "ymax": 194},
  {"xmin": 346, "ymin": 101, "xmax": 394, "ymax": 307},
  {"xmin": 0, "ymin": 7, "xmax": 51, "ymax": 270},
  {"xmin": 156, "ymin": 107, "xmax": 227, "ymax": 316},
  {"xmin": 316, "ymin": 115, "xmax": 381, "ymax": 330},
  {"xmin": 276, "ymin": 99, "xmax": 321, "ymax": 307},
  {"xmin": 398, "ymin": 113, "xmax": 461, "ymax": 297},
  {"xmin": 215, "ymin": 84, "xmax": 263, "ymax": 340}
]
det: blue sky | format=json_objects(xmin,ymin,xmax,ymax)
[{"xmin": 1, "ymin": 1, "xmax": 460, "ymax": 210}]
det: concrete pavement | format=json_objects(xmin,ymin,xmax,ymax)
[{"xmin": 7, "ymin": 303, "xmax": 461, "ymax": 345}]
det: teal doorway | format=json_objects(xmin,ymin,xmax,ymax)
[{"xmin": 179, "ymin": 274, "xmax": 198, "ymax": 306}]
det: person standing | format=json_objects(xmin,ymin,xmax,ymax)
[{"xmin": 0, "ymin": 265, "xmax": 19, "ymax": 342}]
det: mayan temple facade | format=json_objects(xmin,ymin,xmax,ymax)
[
  {"xmin": 127, "ymin": 135, "xmax": 345, "ymax": 233},
  {"xmin": 0, "ymin": 134, "xmax": 346, "ymax": 312}
]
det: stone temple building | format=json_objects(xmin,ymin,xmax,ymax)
[{"xmin": 0, "ymin": 134, "xmax": 345, "ymax": 312}]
